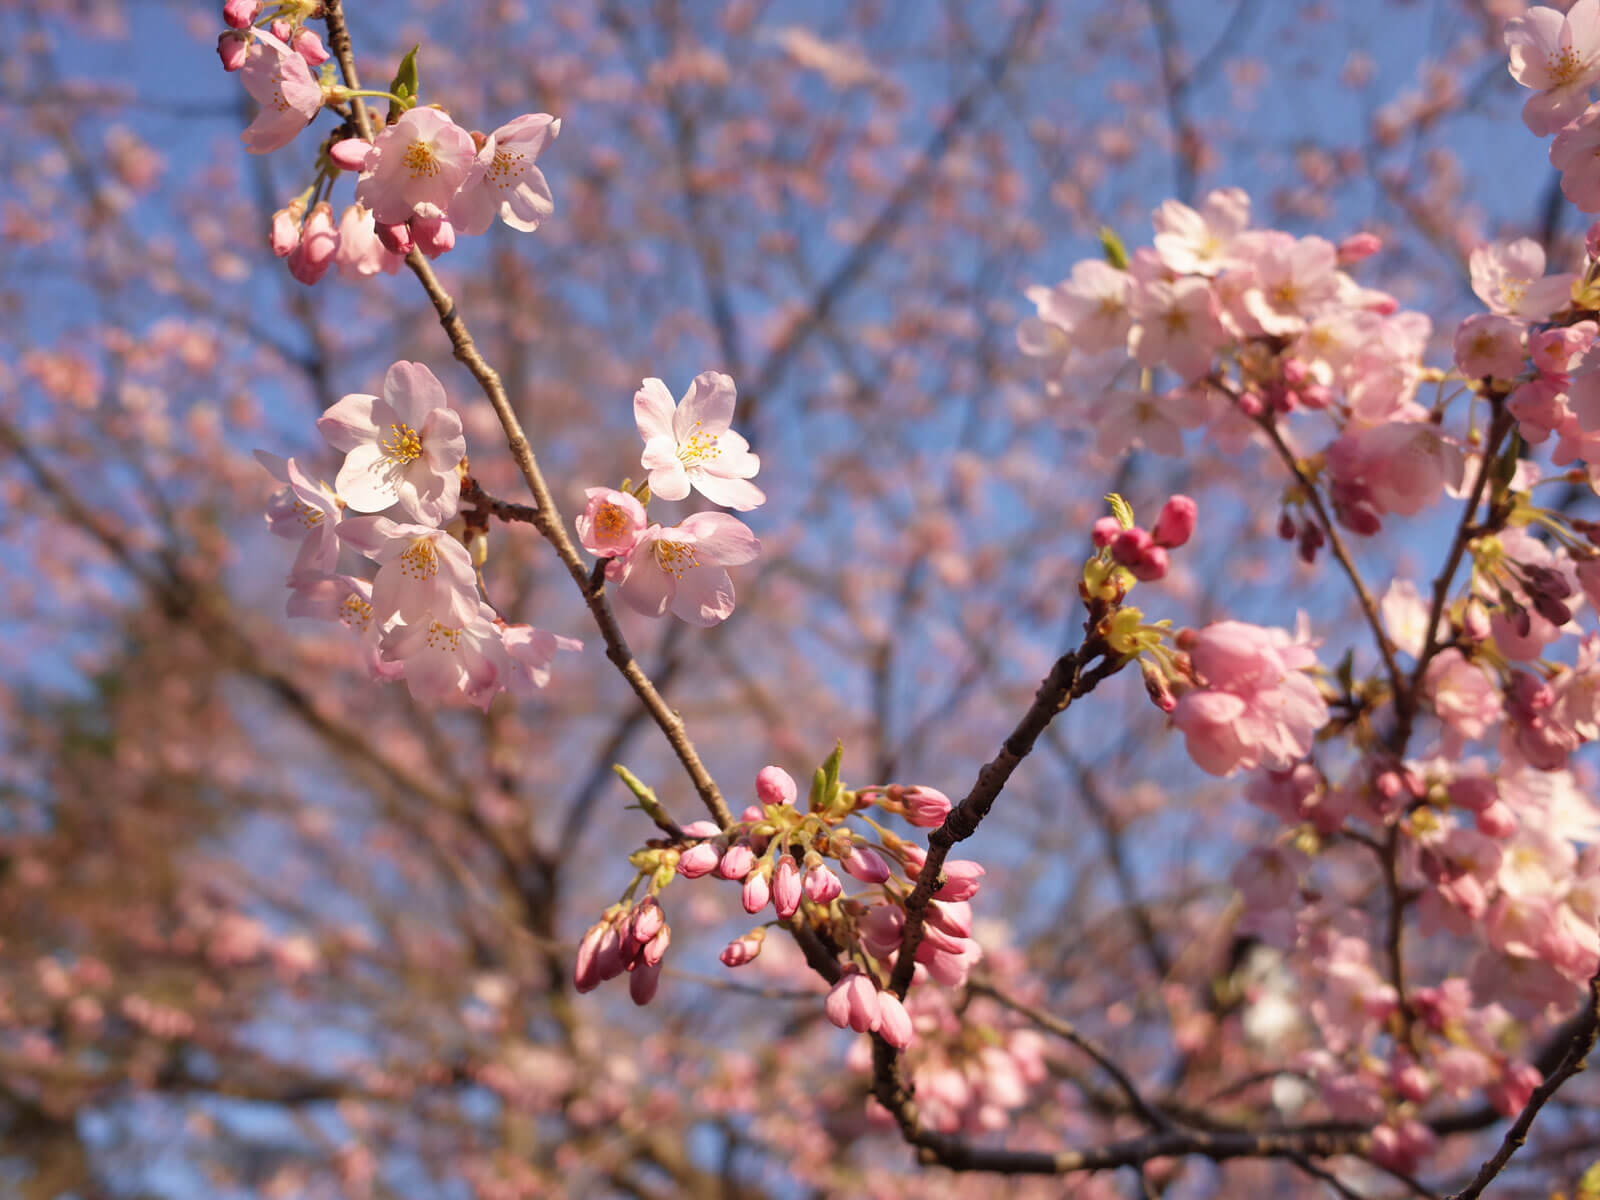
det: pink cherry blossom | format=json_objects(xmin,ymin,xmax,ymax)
[
  {"xmin": 1171, "ymin": 621, "xmax": 1328, "ymax": 777},
  {"xmin": 1029, "ymin": 259, "xmax": 1134, "ymax": 353},
  {"xmin": 634, "ymin": 373, "xmax": 764, "ymax": 510},
  {"xmin": 1552, "ymin": 104, "xmax": 1600, "ymax": 213},
  {"xmin": 1234, "ymin": 232, "xmax": 1340, "ymax": 336},
  {"xmin": 238, "ymin": 30, "xmax": 322, "ymax": 154},
  {"xmin": 1505, "ymin": 0, "xmax": 1600, "ymax": 134},
  {"xmin": 575, "ymin": 488, "xmax": 647, "ymax": 558},
  {"xmin": 379, "ymin": 603, "xmax": 508, "ymax": 709},
  {"xmin": 256, "ymin": 451, "xmax": 340, "ymax": 575},
  {"xmin": 451, "ymin": 113, "xmax": 561, "ymax": 236},
  {"xmin": 497, "ymin": 623, "xmax": 581, "ymax": 697},
  {"xmin": 355, "ymin": 107, "xmax": 475, "ymax": 227},
  {"xmin": 1128, "ymin": 276, "xmax": 1228, "ymax": 380},
  {"xmin": 612, "ymin": 512, "xmax": 760, "ymax": 625},
  {"xmin": 1469, "ymin": 238, "xmax": 1575, "ymax": 321},
  {"xmin": 1454, "ymin": 313, "xmax": 1526, "ymax": 379},
  {"xmin": 335, "ymin": 204, "xmax": 405, "ymax": 280},
  {"xmin": 824, "ymin": 970, "xmax": 882, "ymax": 1034},
  {"xmin": 1150, "ymin": 187, "xmax": 1250, "ymax": 276},
  {"xmin": 318, "ymin": 361, "xmax": 466, "ymax": 524},
  {"xmin": 337, "ymin": 516, "xmax": 480, "ymax": 628}
]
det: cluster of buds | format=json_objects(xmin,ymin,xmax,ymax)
[
  {"xmin": 583, "ymin": 749, "xmax": 986, "ymax": 1043},
  {"xmin": 215, "ymin": 2, "xmax": 560, "ymax": 284},
  {"xmin": 1085, "ymin": 492, "xmax": 1195, "ymax": 595},
  {"xmin": 573, "ymin": 896, "xmax": 672, "ymax": 1006}
]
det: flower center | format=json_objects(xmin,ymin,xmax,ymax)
[
  {"xmin": 400, "ymin": 537, "xmax": 439, "ymax": 579},
  {"xmin": 595, "ymin": 503, "xmax": 629, "ymax": 537},
  {"xmin": 403, "ymin": 140, "xmax": 441, "ymax": 178},
  {"xmin": 425, "ymin": 621, "xmax": 461, "ymax": 651},
  {"xmin": 653, "ymin": 539, "xmax": 700, "ymax": 579},
  {"xmin": 677, "ymin": 423, "xmax": 721, "ymax": 468},
  {"xmin": 488, "ymin": 147, "xmax": 526, "ymax": 189},
  {"xmin": 339, "ymin": 593, "xmax": 373, "ymax": 632},
  {"xmin": 1501, "ymin": 278, "xmax": 1530, "ymax": 310},
  {"xmin": 1548, "ymin": 47, "xmax": 1585, "ymax": 87},
  {"xmin": 292, "ymin": 499, "xmax": 324, "ymax": 529},
  {"xmin": 380, "ymin": 422, "xmax": 424, "ymax": 466}
]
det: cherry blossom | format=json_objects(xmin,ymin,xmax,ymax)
[
  {"xmin": 317, "ymin": 361, "xmax": 466, "ymax": 524},
  {"xmin": 337, "ymin": 516, "xmax": 480, "ymax": 628},
  {"xmin": 633, "ymin": 373, "xmax": 764, "ymax": 510},
  {"xmin": 238, "ymin": 30, "xmax": 322, "ymax": 153},
  {"xmin": 355, "ymin": 107, "xmax": 476, "ymax": 226},
  {"xmin": 256, "ymin": 451, "xmax": 341, "ymax": 575},
  {"xmin": 451, "ymin": 113, "xmax": 561, "ymax": 235},
  {"xmin": 1505, "ymin": 0, "xmax": 1600, "ymax": 134}
]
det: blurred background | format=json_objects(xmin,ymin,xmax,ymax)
[{"xmin": 0, "ymin": 0, "xmax": 1591, "ymax": 1196}]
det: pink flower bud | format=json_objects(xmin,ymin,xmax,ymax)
[
  {"xmin": 756, "ymin": 765, "xmax": 797, "ymax": 806},
  {"xmin": 217, "ymin": 31, "xmax": 249, "ymax": 72},
  {"xmin": 1152, "ymin": 495, "xmax": 1197, "ymax": 549},
  {"xmin": 269, "ymin": 18, "xmax": 290, "ymax": 39},
  {"xmin": 897, "ymin": 843, "xmax": 927, "ymax": 879},
  {"xmin": 926, "ymin": 899, "xmax": 973, "ymax": 939},
  {"xmin": 1128, "ymin": 544, "xmax": 1168, "ymax": 582},
  {"xmin": 675, "ymin": 842, "xmax": 720, "ymax": 879},
  {"xmin": 573, "ymin": 922, "xmax": 607, "ymax": 993},
  {"xmin": 1091, "ymin": 516, "xmax": 1122, "ymax": 548},
  {"xmin": 876, "ymin": 991, "xmax": 914, "ymax": 1048},
  {"xmin": 824, "ymin": 971, "xmax": 882, "ymax": 1033},
  {"xmin": 291, "ymin": 26, "xmax": 329, "ymax": 66},
  {"xmin": 718, "ymin": 842, "xmax": 756, "ymax": 880},
  {"xmin": 638, "ymin": 922, "xmax": 670, "ymax": 968},
  {"xmin": 410, "ymin": 205, "xmax": 455, "ymax": 259},
  {"xmin": 329, "ymin": 137, "xmax": 374, "ymax": 172},
  {"xmin": 222, "ymin": 0, "xmax": 261, "ymax": 28},
  {"xmin": 593, "ymin": 922, "xmax": 626, "ymax": 983},
  {"xmin": 1337, "ymin": 232, "xmax": 1382, "ymax": 264},
  {"xmin": 270, "ymin": 200, "xmax": 304, "ymax": 257},
  {"xmin": 629, "ymin": 898, "xmax": 665, "ymax": 946},
  {"xmin": 1393, "ymin": 1057, "xmax": 1432, "ymax": 1103},
  {"xmin": 900, "ymin": 785, "xmax": 952, "ymax": 828},
  {"xmin": 742, "ymin": 865, "xmax": 771, "ymax": 914},
  {"xmin": 1299, "ymin": 382, "xmax": 1333, "ymax": 409},
  {"xmin": 287, "ymin": 201, "xmax": 338, "ymax": 285},
  {"xmin": 934, "ymin": 859, "xmax": 985, "ymax": 902},
  {"xmin": 719, "ymin": 929, "xmax": 765, "ymax": 967},
  {"xmin": 375, "ymin": 220, "xmax": 414, "ymax": 255},
  {"xmin": 680, "ymin": 819, "xmax": 721, "ymax": 837},
  {"xmin": 628, "ymin": 957, "xmax": 662, "ymax": 1005},
  {"xmin": 1111, "ymin": 527, "xmax": 1153, "ymax": 568},
  {"xmin": 858, "ymin": 903, "xmax": 904, "ymax": 959},
  {"xmin": 803, "ymin": 863, "xmax": 842, "ymax": 904},
  {"xmin": 842, "ymin": 844, "xmax": 891, "ymax": 883},
  {"xmin": 773, "ymin": 855, "xmax": 803, "ymax": 919}
]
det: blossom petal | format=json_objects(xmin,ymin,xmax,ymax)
[
  {"xmin": 318, "ymin": 393, "xmax": 378, "ymax": 452},
  {"xmin": 384, "ymin": 361, "xmax": 447, "ymax": 428},
  {"xmin": 672, "ymin": 565, "xmax": 736, "ymax": 626},
  {"xmin": 336, "ymin": 442, "xmax": 401, "ymax": 512},
  {"xmin": 634, "ymin": 379, "xmax": 678, "ymax": 444},
  {"xmin": 678, "ymin": 511, "xmax": 760, "ymax": 564},
  {"xmin": 691, "ymin": 472, "xmax": 766, "ymax": 511},
  {"xmin": 673, "ymin": 371, "xmax": 736, "ymax": 440}
]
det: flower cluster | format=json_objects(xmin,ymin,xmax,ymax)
[
  {"xmin": 215, "ymin": 1, "xmax": 559, "ymax": 282},
  {"xmin": 577, "ymin": 751, "xmax": 985, "ymax": 1046},
  {"xmin": 260, "ymin": 360, "xmax": 579, "ymax": 707},
  {"xmin": 575, "ymin": 373, "xmax": 762, "ymax": 626}
]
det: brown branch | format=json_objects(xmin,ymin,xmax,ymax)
[
  {"xmin": 321, "ymin": 0, "xmax": 732, "ymax": 830},
  {"xmin": 1446, "ymin": 966, "xmax": 1600, "ymax": 1200}
]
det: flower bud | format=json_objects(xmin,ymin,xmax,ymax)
[
  {"xmin": 410, "ymin": 205, "xmax": 456, "ymax": 259},
  {"xmin": 628, "ymin": 957, "xmax": 662, "ymax": 1005},
  {"xmin": 329, "ymin": 137, "xmax": 374, "ymax": 172},
  {"xmin": 1111, "ymin": 526, "xmax": 1153, "ymax": 568},
  {"xmin": 291, "ymin": 26, "xmax": 329, "ymax": 66},
  {"xmin": 841, "ymin": 844, "xmax": 891, "ymax": 884},
  {"xmin": 899, "ymin": 785, "xmax": 952, "ymax": 828},
  {"xmin": 876, "ymin": 990, "xmax": 915, "ymax": 1048},
  {"xmin": 270, "ymin": 198, "xmax": 304, "ymax": 257},
  {"xmin": 717, "ymin": 842, "xmax": 755, "ymax": 880},
  {"xmin": 676, "ymin": 842, "xmax": 720, "ymax": 878},
  {"xmin": 1129, "ymin": 544, "xmax": 1168, "ymax": 581},
  {"xmin": 719, "ymin": 929, "xmax": 765, "ymax": 967},
  {"xmin": 756, "ymin": 765, "xmax": 797, "ymax": 806},
  {"xmin": 824, "ymin": 971, "xmax": 882, "ymax": 1034},
  {"xmin": 741, "ymin": 864, "xmax": 771, "ymax": 914},
  {"xmin": 803, "ymin": 863, "xmax": 843, "ymax": 905},
  {"xmin": 773, "ymin": 855, "xmax": 803, "ymax": 919},
  {"xmin": 375, "ymin": 220, "xmax": 414, "ymax": 255},
  {"xmin": 933, "ymin": 859, "xmax": 985, "ymax": 902},
  {"xmin": 287, "ymin": 201, "xmax": 338, "ymax": 285},
  {"xmin": 1090, "ymin": 516, "xmax": 1122, "ymax": 548},
  {"xmin": 217, "ymin": 31, "xmax": 250, "ymax": 72},
  {"xmin": 1337, "ymin": 232, "xmax": 1382, "ymax": 264},
  {"xmin": 1152, "ymin": 495, "xmax": 1197, "ymax": 549},
  {"xmin": 222, "ymin": 0, "xmax": 261, "ymax": 29}
]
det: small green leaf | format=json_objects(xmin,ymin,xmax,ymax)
[
  {"xmin": 613, "ymin": 764, "xmax": 668, "ymax": 827},
  {"xmin": 1105, "ymin": 492, "xmax": 1135, "ymax": 530},
  {"xmin": 387, "ymin": 45, "xmax": 420, "ymax": 121},
  {"xmin": 1098, "ymin": 226, "xmax": 1129, "ymax": 271}
]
